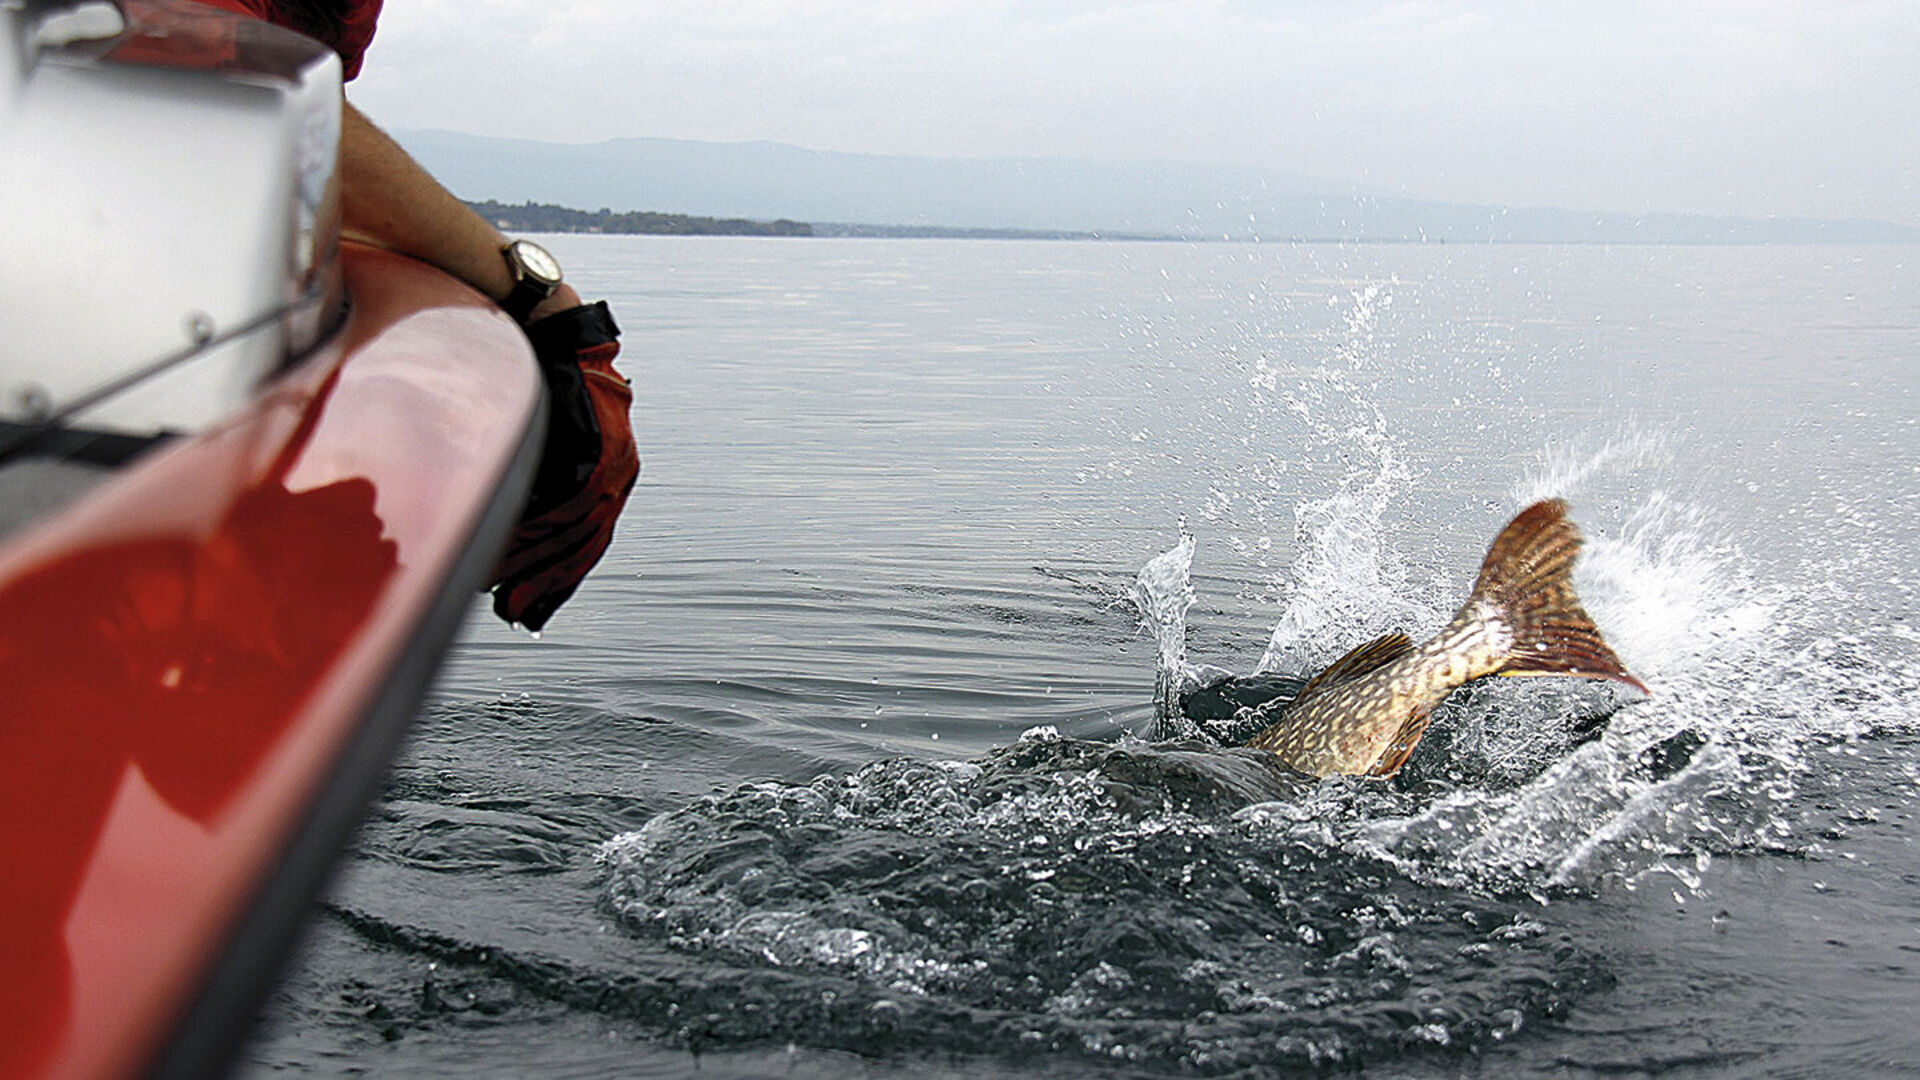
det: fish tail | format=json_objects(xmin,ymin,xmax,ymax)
[{"xmin": 1469, "ymin": 499, "xmax": 1648, "ymax": 694}]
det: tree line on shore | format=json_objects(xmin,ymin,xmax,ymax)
[{"xmin": 468, "ymin": 199, "xmax": 812, "ymax": 237}]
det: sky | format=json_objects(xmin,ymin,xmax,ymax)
[{"xmin": 348, "ymin": 1, "xmax": 1920, "ymax": 226}]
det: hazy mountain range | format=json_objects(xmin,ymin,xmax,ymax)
[{"xmin": 397, "ymin": 129, "xmax": 1920, "ymax": 244}]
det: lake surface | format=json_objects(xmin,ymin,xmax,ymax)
[{"xmin": 242, "ymin": 238, "xmax": 1918, "ymax": 1077}]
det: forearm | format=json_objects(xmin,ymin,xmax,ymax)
[{"xmin": 338, "ymin": 100, "xmax": 579, "ymax": 317}]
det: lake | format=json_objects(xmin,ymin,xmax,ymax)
[{"xmin": 241, "ymin": 238, "xmax": 1919, "ymax": 1077}]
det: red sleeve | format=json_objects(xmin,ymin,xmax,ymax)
[
  {"xmin": 333, "ymin": 0, "xmax": 384, "ymax": 81},
  {"xmin": 180, "ymin": 0, "xmax": 383, "ymax": 81},
  {"xmin": 179, "ymin": 0, "xmax": 274, "ymax": 24}
]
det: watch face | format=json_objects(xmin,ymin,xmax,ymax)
[{"xmin": 511, "ymin": 240, "xmax": 563, "ymax": 285}]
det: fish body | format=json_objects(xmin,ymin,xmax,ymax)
[
  {"xmin": 1245, "ymin": 499, "xmax": 1646, "ymax": 778},
  {"xmin": 1179, "ymin": 673, "xmax": 1308, "ymax": 729}
]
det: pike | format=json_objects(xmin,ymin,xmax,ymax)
[{"xmin": 1245, "ymin": 499, "xmax": 1647, "ymax": 778}]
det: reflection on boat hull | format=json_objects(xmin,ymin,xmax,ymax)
[{"xmin": 0, "ymin": 243, "xmax": 543, "ymax": 1080}]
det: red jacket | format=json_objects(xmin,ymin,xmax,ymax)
[{"xmin": 192, "ymin": 0, "xmax": 384, "ymax": 79}]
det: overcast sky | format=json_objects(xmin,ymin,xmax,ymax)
[{"xmin": 348, "ymin": 1, "xmax": 1919, "ymax": 225}]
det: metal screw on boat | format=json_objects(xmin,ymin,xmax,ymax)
[{"xmin": 12, "ymin": 384, "xmax": 52, "ymax": 423}]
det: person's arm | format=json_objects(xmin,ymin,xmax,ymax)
[
  {"xmin": 336, "ymin": 99, "xmax": 637, "ymax": 632},
  {"xmin": 338, "ymin": 100, "xmax": 580, "ymax": 321}
]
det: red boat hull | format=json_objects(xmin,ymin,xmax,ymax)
[{"xmin": 0, "ymin": 243, "xmax": 543, "ymax": 1080}]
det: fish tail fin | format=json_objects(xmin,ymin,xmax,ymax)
[{"xmin": 1469, "ymin": 499, "xmax": 1649, "ymax": 694}]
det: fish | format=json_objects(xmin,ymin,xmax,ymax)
[{"xmin": 1241, "ymin": 498, "xmax": 1647, "ymax": 778}]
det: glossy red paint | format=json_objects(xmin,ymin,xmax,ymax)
[{"xmin": 0, "ymin": 244, "xmax": 539, "ymax": 1080}]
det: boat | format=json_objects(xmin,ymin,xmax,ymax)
[{"xmin": 0, "ymin": 2, "xmax": 544, "ymax": 1077}]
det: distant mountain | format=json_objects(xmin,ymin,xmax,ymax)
[{"xmin": 399, "ymin": 130, "xmax": 1920, "ymax": 244}]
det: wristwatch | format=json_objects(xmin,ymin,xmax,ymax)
[{"xmin": 499, "ymin": 239, "xmax": 563, "ymax": 323}]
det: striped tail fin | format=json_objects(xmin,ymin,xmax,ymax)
[{"xmin": 1470, "ymin": 499, "xmax": 1648, "ymax": 694}]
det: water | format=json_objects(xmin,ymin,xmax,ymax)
[{"xmin": 242, "ymin": 239, "xmax": 1919, "ymax": 1077}]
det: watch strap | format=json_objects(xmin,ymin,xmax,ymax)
[{"xmin": 500, "ymin": 276, "xmax": 550, "ymax": 323}]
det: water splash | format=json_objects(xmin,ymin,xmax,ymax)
[
  {"xmin": 1512, "ymin": 427, "xmax": 1670, "ymax": 508},
  {"xmin": 596, "ymin": 731, "xmax": 1608, "ymax": 1071},
  {"xmin": 1202, "ymin": 277, "xmax": 1409, "ymax": 582},
  {"xmin": 1127, "ymin": 535, "xmax": 1197, "ymax": 737},
  {"xmin": 1126, "ymin": 382, "xmax": 1920, "ymax": 901},
  {"xmin": 1228, "ymin": 433, "xmax": 1920, "ymax": 894},
  {"xmin": 1256, "ymin": 440, "xmax": 1430, "ymax": 676},
  {"xmin": 587, "ymin": 463, "xmax": 1913, "ymax": 1071}
]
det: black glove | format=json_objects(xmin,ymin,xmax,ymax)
[{"xmin": 489, "ymin": 301, "xmax": 639, "ymax": 630}]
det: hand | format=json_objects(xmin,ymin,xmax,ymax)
[{"xmin": 524, "ymin": 282, "xmax": 582, "ymax": 325}]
